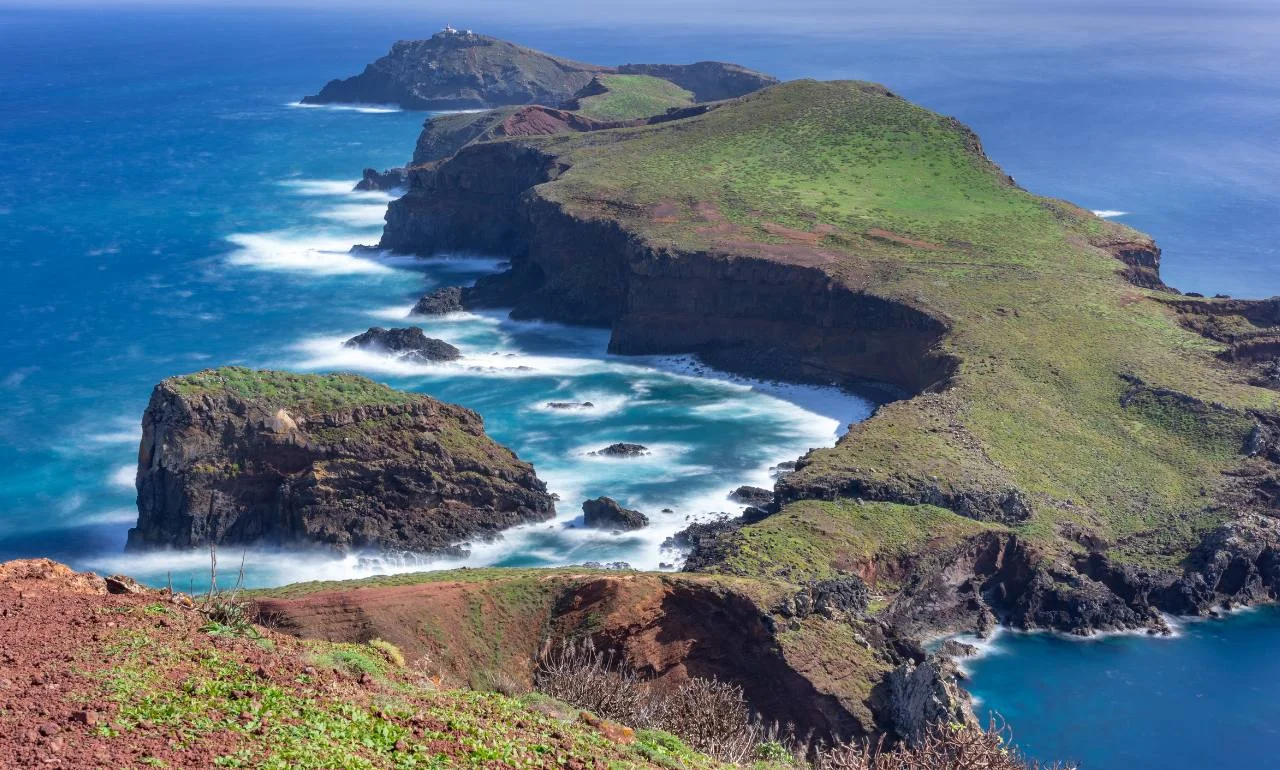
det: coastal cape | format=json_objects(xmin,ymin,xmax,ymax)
[
  {"xmin": 376, "ymin": 77, "xmax": 1280, "ymax": 641},
  {"xmin": 302, "ymin": 29, "xmax": 776, "ymax": 112}
]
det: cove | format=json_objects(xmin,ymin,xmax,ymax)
[{"xmin": 961, "ymin": 608, "xmax": 1280, "ymax": 769}]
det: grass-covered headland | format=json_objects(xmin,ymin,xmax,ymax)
[{"xmin": 385, "ymin": 78, "xmax": 1280, "ymax": 637}]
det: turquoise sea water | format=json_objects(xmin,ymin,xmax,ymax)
[{"xmin": 2, "ymin": 4, "xmax": 1279, "ymax": 767}]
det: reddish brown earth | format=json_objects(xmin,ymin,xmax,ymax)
[
  {"xmin": 260, "ymin": 573, "xmax": 887, "ymax": 742},
  {"xmin": 0, "ymin": 559, "xmax": 252, "ymax": 769},
  {"xmin": 256, "ymin": 574, "xmax": 571, "ymax": 687},
  {"xmin": 0, "ymin": 561, "xmax": 694, "ymax": 770}
]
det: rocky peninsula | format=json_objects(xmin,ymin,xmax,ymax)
[
  {"xmin": 126, "ymin": 367, "xmax": 554, "ymax": 554},
  {"xmin": 302, "ymin": 28, "xmax": 776, "ymax": 112},
  {"xmin": 377, "ymin": 76, "xmax": 1280, "ymax": 642}
]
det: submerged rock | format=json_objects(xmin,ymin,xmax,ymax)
[
  {"xmin": 126, "ymin": 368, "xmax": 555, "ymax": 553},
  {"xmin": 343, "ymin": 326, "xmax": 461, "ymax": 362},
  {"xmin": 582, "ymin": 497, "xmax": 648, "ymax": 531},
  {"xmin": 546, "ymin": 401, "xmax": 595, "ymax": 410},
  {"xmin": 590, "ymin": 443, "xmax": 649, "ymax": 457}
]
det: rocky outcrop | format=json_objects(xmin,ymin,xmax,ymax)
[
  {"xmin": 582, "ymin": 497, "xmax": 648, "ymax": 530},
  {"xmin": 354, "ymin": 167, "xmax": 408, "ymax": 192},
  {"xmin": 411, "ymin": 106, "xmax": 620, "ymax": 164},
  {"xmin": 880, "ymin": 654, "xmax": 978, "ymax": 744},
  {"xmin": 126, "ymin": 368, "xmax": 554, "ymax": 554},
  {"xmin": 615, "ymin": 62, "xmax": 779, "ymax": 102},
  {"xmin": 546, "ymin": 401, "xmax": 594, "ymax": 410},
  {"xmin": 729, "ymin": 485, "xmax": 773, "ymax": 507},
  {"xmin": 590, "ymin": 443, "xmax": 649, "ymax": 457},
  {"xmin": 303, "ymin": 32, "xmax": 606, "ymax": 110},
  {"xmin": 411, "ymin": 286, "xmax": 465, "ymax": 316},
  {"xmin": 343, "ymin": 326, "xmax": 461, "ymax": 362}
]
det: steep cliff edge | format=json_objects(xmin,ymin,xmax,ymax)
[
  {"xmin": 380, "ymin": 79, "xmax": 1280, "ymax": 636},
  {"xmin": 254, "ymin": 569, "xmax": 968, "ymax": 745},
  {"xmin": 126, "ymin": 367, "xmax": 554, "ymax": 554}
]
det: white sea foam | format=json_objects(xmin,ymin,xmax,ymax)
[
  {"xmin": 278, "ymin": 179, "xmax": 363, "ymax": 197},
  {"xmin": 85, "ymin": 430, "xmax": 139, "ymax": 446},
  {"xmin": 226, "ymin": 232, "xmax": 393, "ymax": 275},
  {"xmin": 109, "ymin": 464, "xmax": 135, "ymax": 490},
  {"xmin": 1091, "ymin": 209, "xmax": 1130, "ymax": 218},
  {"xmin": 286, "ymin": 101, "xmax": 402, "ymax": 114},
  {"xmin": 82, "ymin": 508, "xmax": 139, "ymax": 525},
  {"xmin": 369, "ymin": 305, "xmax": 414, "ymax": 321},
  {"xmin": 529, "ymin": 393, "xmax": 631, "ymax": 419},
  {"xmin": 316, "ymin": 203, "xmax": 390, "ymax": 228}
]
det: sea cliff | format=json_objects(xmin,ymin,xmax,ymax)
[{"xmin": 127, "ymin": 367, "xmax": 554, "ymax": 554}]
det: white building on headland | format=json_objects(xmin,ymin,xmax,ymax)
[{"xmin": 439, "ymin": 25, "xmax": 474, "ymax": 37}]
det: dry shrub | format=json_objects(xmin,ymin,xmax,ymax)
[
  {"xmin": 535, "ymin": 638, "xmax": 769, "ymax": 763},
  {"xmin": 815, "ymin": 719, "xmax": 1074, "ymax": 770}
]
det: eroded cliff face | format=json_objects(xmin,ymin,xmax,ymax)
[
  {"xmin": 255, "ymin": 571, "xmax": 968, "ymax": 746},
  {"xmin": 382, "ymin": 143, "xmax": 956, "ymax": 394},
  {"xmin": 127, "ymin": 370, "xmax": 554, "ymax": 554}
]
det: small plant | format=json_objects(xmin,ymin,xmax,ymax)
[
  {"xmin": 198, "ymin": 546, "xmax": 259, "ymax": 638},
  {"xmin": 757, "ymin": 739, "xmax": 795, "ymax": 764},
  {"xmin": 368, "ymin": 638, "xmax": 405, "ymax": 667},
  {"xmin": 317, "ymin": 646, "xmax": 384, "ymax": 678}
]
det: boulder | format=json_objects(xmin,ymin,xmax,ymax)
[
  {"xmin": 582, "ymin": 497, "xmax": 648, "ymax": 531},
  {"xmin": 411, "ymin": 286, "xmax": 466, "ymax": 316},
  {"xmin": 343, "ymin": 327, "xmax": 461, "ymax": 362}
]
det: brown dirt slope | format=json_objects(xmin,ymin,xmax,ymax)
[{"xmin": 0, "ymin": 559, "xmax": 724, "ymax": 770}]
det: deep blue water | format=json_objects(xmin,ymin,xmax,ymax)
[
  {"xmin": 962, "ymin": 609, "xmax": 1280, "ymax": 769},
  {"xmin": 2, "ymin": 3, "xmax": 1278, "ymax": 767}
]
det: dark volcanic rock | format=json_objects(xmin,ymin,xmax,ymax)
[
  {"xmin": 411, "ymin": 286, "xmax": 466, "ymax": 316},
  {"xmin": 729, "ymin": 485, "xmax": 773, "ymax": 506},
  {"xmin": 776, "ymin": 577, "xmax": 870, "ymax": 620},
  {"xmin": 343, "ymin": 327, "xmax": 461, "ymax": 362},
  {"xmin": 880, "ymin": 653, "xmax": 977, "ymax": 745},
  {"xmin": 303, "ymin": 32, "xmax": 606, "ymax": 111},
  {"xmin": 582, "ymin": 497, "xmax": 648, "ymax": 531},
  {"xmin": 354, "ymin": 167, "xmax": 408, "ymax": 192},
  {"xmin": 126, "ymin": 368, "xmax": 554, "ymax": 553},
  {"xmin": 590, "ymin": 443, "xmax": 649, "ymax": 457}
]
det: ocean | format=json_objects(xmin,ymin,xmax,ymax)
[{"xmin": 1, "ymin": 2, "xmax": 1277, "ymax": 767}]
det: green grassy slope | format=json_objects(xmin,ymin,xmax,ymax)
[
  {"xmin": 519, "ymin": 80, "xmax": 1278, "ymax": 575},
  {"xmin": 572, "ymin": 74, "xmax": 695, "ymax": 121}
]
